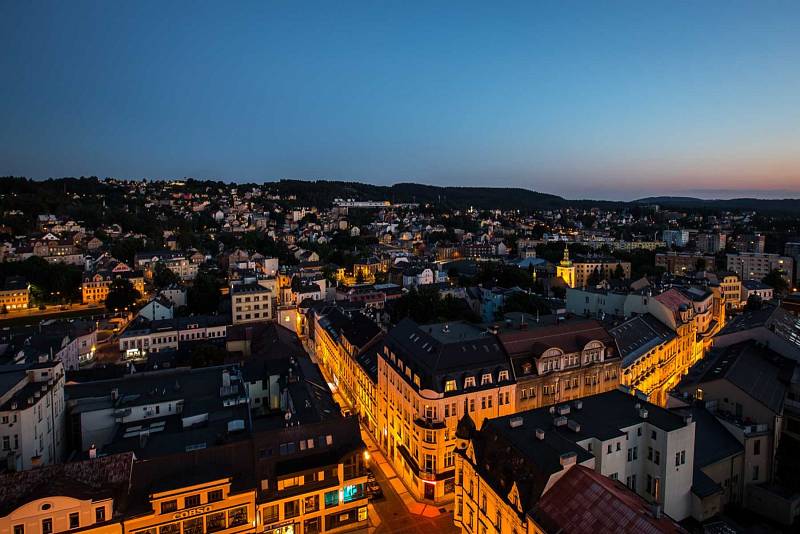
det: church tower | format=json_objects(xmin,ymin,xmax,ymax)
[{"xmin": 556, "ymin": 244, "xmax": 576, "ymax": 288}]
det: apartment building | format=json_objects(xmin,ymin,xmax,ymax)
[
  {"xmin": 656, "ymin": 252, "xmax": 717, "ymax": 274},
  {"xmin": 733, "ymin": 233, "xmax": 766, "ymax": 254},
  {"xmin": 696, "ymin": 232, "xmax": 727, "ymax": 254},
  {"xmin": 81, "ymin": 261, "xmax": 145, "ymax": 305},
  {"xmin": 727, "ymin": 252, "xmax": 794, "ymax": 286},
  {"xmin": 455, "ymin": 390, "xmax": 696, "ymax": 526},
  {"xmin": 496, "ymin": 317, "xmax": 620, "ymax": 411},
  {"xmin": 231, "ymin": 283, "xmax": 273, "ymax": 325},
  {"xmin": 555, "ymin": 247, "xmax": 631, "ymax": 288},
  {"xmin": 313, "ymin": 307, "xmax": 383, "ymax": 438},
  {"xmin": 0, "ymin": 361, "xmax": 66, "ymax": 471},
  {"xmin": 134, "ymin": 250, "xmax": 199, "ymax": 280},
  {"xmin": 718, "ymin": 272, "xmax": 743, "ymax": 309},
  {"xmin": 118, "ymin": 315, "xmax": 228, "ymax": 359},
  {"xmin": 0, "ymin": 276, "xmax": 29, "ymax": 311},
  {"xmin": 378, "ymin": 320, "xmax": 517, "ymax": 503},
  {"xmin": 662, "ymin": 229, "xmax": 689, "ymax": 248}
]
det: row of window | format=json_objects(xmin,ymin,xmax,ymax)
[
  {"xmin": 160, "ymin": 490, "xmax": 223, "ymax": 513},
  {"xmin": 13, "ymin": 507, "xmax": 106, "ymax": 534}
]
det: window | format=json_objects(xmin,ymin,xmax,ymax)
[
  {"xmin": 304, "ymin": 517, "xmax": 321, "ymax": 534},
  {"xmin": 206, "ymin": 512, "xmax": 225, "ymax": 534},
  {"xmin": 208, "ymin": 489, "xmax": 223, "ymax": 502},
  {"xmin": 607, "ymin": 444, "xmax": 612, "ymax": 454},
  {"xmin": 752, "ymin": 466, "xmax": 759, "ymax": 481},
  {"xmin": 445, "ymin": 380, "xmax": 457, "ymax": 392},
  {"xmin": 96, "ymin": 507, "xmax": 106, "ymax": 522},
  {"xmin": 637, "ymin": 427, "xmax": 642, "ymax": 437},
  {"xmin": 325, "ymin": 490, "xmax": 339, "ymax": 508},
  {"xmin": 69, "ymin": 513, "xmax": 80, "ymax": 529},
  {"xmin": 651, "ymin": 430, "xmax": 657, "ymax": 440},
  {"xmin": 647, "ymin": 447, "xmax": 653, "ymax": 461},
  {"xmin": 183, "ymin": 518, "xmax": 202, "ymax": 534},
  {"xmin": 304, "ymin": 494, "xmax": 319, "ymax": 513},
  {"xmin": 616, "ymin": 442, "xmax": 621, "ymax": 451},
  {"xmin": 13, "ymin": 525, "xmax": 23, "ymax": 534},
  {"xmin": 469, "ymin": 399, "xmax": 475, "ymax": 412},
  {"xmin": 654, "ymin": 450, "xmax": 661, "ymax": 465},
  {"xmin": 754, "ymin": 439, "xmax": 761, "ymax": 456},
  {"xmin": 160, "ymin": 500, "xmax": 177, "ymax": 514},
  {"xmin": 465, "ymin": 376, "xmax": 476, "ymax": 388},
  {"xmin": 499, "ymin": 370, "xmax": 509, "ymax": 381},
  {"xmin": 227, "ymin": 507, "xmax": 248, "ymax": 527},
  {"xmin": 184, "ymin": 495, "xmax": 200, "ymax": 508},
  {"xmin": 262, "ymin": 505, "xmax": 279, "ymax": 525},
  {"xmin": 444, "ymin": 449, "xmax": 455, "ymax": 468},
  {"xmin": 42, "ymin": 519, "xmax": 53, "ymax": 534},
  {"xmin": 481, "ymin": 373, "xmax": 492, "ymax": 385}
]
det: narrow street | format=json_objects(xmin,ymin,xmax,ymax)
[{"xmin": 304, "ymin": 339, "xmax": 459, "ymax": 534}]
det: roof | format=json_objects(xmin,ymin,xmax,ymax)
[
  {"xmin": 610, "ymin": 314, "xmax": 676, "ymax": 368},
  {"xmin": 693, "ymin": 342, "xmax": 790, "ymax": 414},
  {"xmin": 533, "ymin": 465, "xmax": 687, "ymax": 534},
  {"xmin": 686, "ymin": 404, "xmax": 743, "ymax": 468},
  {"xmin": 384, "ymin": 318, "xmax": 511, "ymax": 393}
]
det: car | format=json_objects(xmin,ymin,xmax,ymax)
[{"xmin": 366, "ymin": 481, "xmax": 383, "ymax": 500}]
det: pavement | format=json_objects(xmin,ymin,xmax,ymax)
[{"xmin": 304, "ymin": 340, "xmax": 458, "ymax": 533}]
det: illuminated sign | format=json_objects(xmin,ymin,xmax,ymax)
[{"xmin": 173, "ymin": 506, "xmax": 212, "ymax": 519}]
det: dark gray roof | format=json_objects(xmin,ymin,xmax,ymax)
[
  {"xmin": 610, "ymin": 314, "xmax": 675, "ymax": 368},
  {"xmin": 695, "ymin": 342, "xmax": 790, "ymax": 414}
]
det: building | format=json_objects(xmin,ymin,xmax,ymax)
[
  {"xmin": 118, "ymin": 315, "xmax": 228, "ymax": 359},
  {"xmin": 555, "ymin": 246, "xmax": 576, "ymax": 288},
  {"xmin": 19, "ymin": 328, "xmax": 369, "ymax": 534},
  {"xmin": 134, "ymin": 251, "xmax": 198, "ymax": 280},
  {"xmin": 733, "ymin": 233, "xmax": 766, "ymax": 254},
  {"xmin": 378, "ymin": 320, "xmax": 517, "ymax": 503},
  {"xmin": 313, "ymin": 307, "xmax": 383, "ymax": 437},
  {"xmin": 496, "ymin": 317, "xmax": 620, "ymax": 411},
  {"xmin": 137, "ymin": 297, "xmax": 174, "ymax": 322},
  {"xmin": 0, "ymin": 360, "xmax": 66, "ymax": 471},
  {"xmin": 713, "ymin": 301, "xmax": 800, "ymax": 361},
  {"xmin": 741, "ymin": 279, "xmax": 774, "ymax": 302},
  {"xmin": 231, "ymin": 283, "xmax": 273, "ymax": 325},
  {"xmin": 656, "ymin": 252, "xmax": 716, "ymax": 274},
  {"xmin": 727, "ymin": 252, "xmax": 793, "ymax": 286},
  {"xmin": 1, "ymin": 276, "xmax": 29, "ymax": 312},
  {"xmin": 81, "ymin": 265, "xmax": 145, "ymax": 305},
  {"xmin": 610, "ymin": 314, "xmax": 685, "ymax": 407},
  {"xmin": 662, "ymin": 230, "xmax": 689, "ymax": 248},
  {"xmin": 696, "ymin": 232, "xmax": 727, "ymax": 254},
  {"xmin": 39, "ymin": 319, "xmax": 98, "ymax": 370},
  {"xmin": 677, "ymin": 342, "xmax": 792, "ymax": 502},
  {"xmin": 0, "ymin": 452, "xmax": 133, "ymax": 534},
  {"xmin": 455, "ymin": 390, "xmax": 696, "ymax": 523},
  {"xmin": 718, "ymin": 272, "xmax": 742, "ymax": 309}
]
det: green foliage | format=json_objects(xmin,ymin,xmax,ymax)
[
  {"xmin": 0, "ymin": 256, "xmax": 82, "ymax": 304},
  {"xmin": 612, "ymin": 264, "xmax": 626, "ymax": 280},
  {"xmin": 762, "ymin": 269, "xmax": 790, "ymax": 295},
  {"xmin": 473, "ymin": 262, "xmax": 535, "ymax": 289},
  {"xmin": 105, "ymin": 278, "xmax": 141, "ymax": 311},
  {"xmin": 390, "ymin": 287, "xmax": 480, "ymax": 324},
  {"xmin": 111, "ymin": 238, "xmax": 147, "ymax": 265},
  {"xmin": 188, "ymin": 270, "xmax": 222, "ymax": 315},
  {"xmin": 152, "ymin": 262, "xmax": 180, "ymax": 289},
  {"xmin": 587, "ymin": 267, "xmax": 601, "ymax": 287}
]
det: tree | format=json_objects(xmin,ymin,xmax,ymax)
[
  {"xmin": 501, "ymin": 292, "xmax": 550, "ymax": 316},
  {"xmin": 105, "ymin": 278, "xmax": 141, "ymax": 312},
  {"xmin": 152, "ymin": 262, "xmax": 180, "ymax": 289},
  {"xmin": 586, "ymin": 267, "xmax": 602, "ymax": 287},
  {"xmin": 188, "ymin": 271, "xmax": 222, "ymax": 315},
  {"xmin": 762, "ymin": 269, "xmax": 790, "ymax": 296},
  {"xmin": 612, "ymin": 264, "xmax": 626, "ymax": 280}
]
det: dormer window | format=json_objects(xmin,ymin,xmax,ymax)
[
  {"xmin": 521, "ymin": 363, "xmax": 533, "ymax": 375},
  {"xmin": 498, "ymin": 370, "xmax": 509, "ymax": 381},
  {"xmin": 481, "ymin": 373, "xmax": 492, "ymax": 385},
  {"xmin": 445, "ymin": 379, "xmax": 457, "ymax": 392},
  {"xmin": 465, "ymin": 376, "xmax": 476, "ymax": 388}
]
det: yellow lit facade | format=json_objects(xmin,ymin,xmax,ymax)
[
  {"xmin": 82, "ymin": 273, "xmax": 145, "ymax": 305},
  {"xmin": 0, "ymin": 284, "xmax": 29, "ymax": 311},
  {"xmin": 555, "ymin": 246, "xmax": 575, "ymax": 288}
]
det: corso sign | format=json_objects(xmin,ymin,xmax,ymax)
[{"xmin": 173, "ymin": 506, "xmax": 212, "ymax": 519}]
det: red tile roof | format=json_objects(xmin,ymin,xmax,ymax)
[{"xmin": 533, "ymin": 465, "xmax": 687, "ymax": 534}]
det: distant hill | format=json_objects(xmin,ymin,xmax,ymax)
[
  {"xmin": 636, "ymin": 196, "xmax": 800, "ymax": 214},
  {"xmin": 269, "ymin": 180, "xmax": 569, "ymax": 210}
]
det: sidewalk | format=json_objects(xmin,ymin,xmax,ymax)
[{"xmin": 360, "ymin": 422, "xmax": 451, "ymax": 519}]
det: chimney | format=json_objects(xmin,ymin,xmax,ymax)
[
  {"xmin": 89, "ymin": 444, "xmax": 97, "ymax": 459},
  {"xmin": 559, "ymin": 452, "xmax": 577, "ymax": 468},
  {"xmin": 573, "ymin": 400, "xmax": 583, "ymax": 410},
  {"xmin": 535, "ymin": 428, "xmax": 545, "ymax": 440},
  {"xmin": 222, "ymin": 369, "xmax": 231, "ymax": 388},
  {"xmin": 567, "ymin": 419, "xmax": 581, "ymax": 433},
  {"xmin": 639, "ymin": 408, "xmax": 649, "ymax": 419},
  {"xmin": 509, "ymin": 416, "xmax": 524, "ymax": 429}
]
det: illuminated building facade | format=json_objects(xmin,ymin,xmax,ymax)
[{"xmin": 377, "ymin": 320, "xmax": 516, "ymax": 504}]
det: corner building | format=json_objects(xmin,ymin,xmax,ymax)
[{"xmin": 377, "ymin": 319, "xmax": 516, "ymax": 503}]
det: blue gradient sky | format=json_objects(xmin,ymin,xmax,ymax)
[{"xmin": 1, "ymin": 1, "xmax": 799, "ymax": 200}]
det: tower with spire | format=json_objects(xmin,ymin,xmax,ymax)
[{"xmin": 556, "ymin": 243, "xmax": 576, "ymax": 288}]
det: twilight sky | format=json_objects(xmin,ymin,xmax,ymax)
[{"xmin": 1, "ymin": 1, "xmax": 799, "ymax": 200}]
